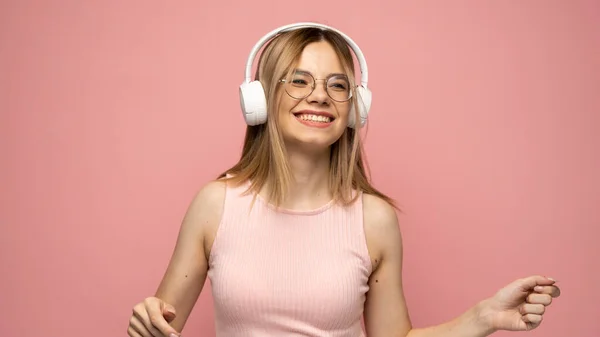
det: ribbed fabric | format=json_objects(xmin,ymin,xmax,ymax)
[{"xmin": 207, "ymin": 179, "xmax": 373, "ymax": 337}]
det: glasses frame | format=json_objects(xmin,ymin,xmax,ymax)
[{"xmin": 279, "ymin": 70, "xmax": 354, "ymax": 103}]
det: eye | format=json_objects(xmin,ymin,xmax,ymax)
[
  {"xmin": 328, "ymin": 77, "xmax": 349, "ymax": 91},
  {"xmin": 292, "ymin": 78, "xmax": 308, "ymax": 86},
  {"xmin": 290, "ymin": 71, "xmax": 313, "ymax": 87}
]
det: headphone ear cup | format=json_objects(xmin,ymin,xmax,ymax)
[
  {"xmin": 348, "ymin": 85, "xmax": 372, "ymax": 128},
  {"xmin": 239, "ymin": 81, "xmax": 268, "ymax": 126}
]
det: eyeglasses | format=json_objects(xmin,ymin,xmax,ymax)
[{"xmin": 279, "ymin": 69, "xmax": 353, "ymax": 102}]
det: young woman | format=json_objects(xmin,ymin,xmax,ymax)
[{"xmin": 126, "ymin": 23, "xmax": 561, "ymax": 337}]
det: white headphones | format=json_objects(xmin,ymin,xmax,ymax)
[{"xmin": 239, "ymin": 22, "xmax": 372, "ymax": 129}]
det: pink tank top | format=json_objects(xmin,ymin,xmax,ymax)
[{"xmin": 207, "ymin": 179, "xmax": 373, "ymax": 336}]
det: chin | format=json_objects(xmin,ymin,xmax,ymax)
[
  {"xmin": 296, "ymin": 135, "xmax": 335, "ymax": 148},
  {"xmin": 284, "ymin": 130, "xmax": 342, "ymax": 153}
]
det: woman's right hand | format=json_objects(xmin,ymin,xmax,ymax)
[{"xmin": 127, "ymin": 297, "xmax": 181, "ymax": 337}]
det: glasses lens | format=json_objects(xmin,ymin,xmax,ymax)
[
  {"xmin": 283, "ymin": 71, "xmax": 352, "ymax": 102},
  {"xmin": 326, "ymin": 76, "xmax": 351, "ymax": 102},
  {"xmin": 285, "ymin": 72, "xmax": 313, "ymax": 99}
]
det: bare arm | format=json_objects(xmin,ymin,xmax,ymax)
[
  {"xmin": 405, "ymin": 305, "xmax": 493, "ymax": 337},
  {"xmin": 362, "ymin": 194, "xmax": 493, "ymax": 337},
  {"xmin": 362, "ymin": 194, "xmax": 412, "ymax": 337},
  {"xmin": 153, "ymin": 180, "xmax": 226, "ymax": 332}
]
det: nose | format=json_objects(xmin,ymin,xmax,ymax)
[{"xmin": 306, "ymin": 79, "xmax": 330, "ymax": 105}]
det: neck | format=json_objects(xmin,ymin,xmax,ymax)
[{"xmin": 263, "ymin": 146, "xmax": 333, "ymax": 211}]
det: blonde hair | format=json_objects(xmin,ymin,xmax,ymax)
[{"xmin": 218, "ymin": 27, "xmax": 398, "ymax": 210}]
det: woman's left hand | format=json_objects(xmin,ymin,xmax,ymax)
[{"xmin": 479, "ymin": 275, "xmax": 561, "ymax": 332}]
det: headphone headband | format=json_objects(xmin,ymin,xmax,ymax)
[{"xmin": 243, "ymin": 22, "xmax": 369, "ymax": 88}]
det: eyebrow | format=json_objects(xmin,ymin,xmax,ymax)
[{"xmin": 294, "ymin": 68, "xmax": 348, "ymax": 79}]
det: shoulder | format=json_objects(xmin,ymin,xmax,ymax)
[
  {"xmin": 187, "ymin": 179, "xmax": 227, "ymax": 217},
  {"xmin": 362, "ymin": 193, "xmax": 399, "ymax": 229},
  {"xmin": 362, "ymin": 193, "xmax": 403, "ymax": 271},
  {"xmin": 197, "ymin": 179, "xmax": 227, "ymax": 201},
  {"xmin": 182, "ymin": 179, "xmax": 228, "ymax": 256}
]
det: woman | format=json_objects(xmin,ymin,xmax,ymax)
[{"xmin": 126, "ymin": 23, "xmax": 561, "ymax": 337}]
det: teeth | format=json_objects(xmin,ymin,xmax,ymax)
[{"xmin": 296, "ymin": 114, "xmax": 331, "ymax": 123}]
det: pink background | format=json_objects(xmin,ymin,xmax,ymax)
[{"xmin": 1, "ymin": 1, "xmax": 599, "ymax": 336}]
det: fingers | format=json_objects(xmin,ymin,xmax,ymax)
[
  {"xmin": 162, "ymin": 303, "xmax": 177, "ymax": 323},
  {"xmin": 509, "ymin": 275, "xmax": 560, "ymax": 331},
  {"xmin": 534, "ymin": 285, "xmax": 561, "ymax": 298},
  {"xmin": 521, "ymin": 313, "xmax": 543, "ymax": 327},
  {"xmin": 518, "ymin": 275, "xmax": 556, "ymax": 291},
  {"xmin": 526, "ymin": 293, "xmax": 552, "ymax": 306},
  {"xmin": 129, "ymin": 298, "xmax": 180, "ymax": 337},
  {"xmin": 520, "ymin": 303, "xmax": 545, "ymax": 315},
  {"xmin": 520, "ymin": 303, "xmax": 545, "ymax": 330},
  {"xmin": 127, "ymin": 325, "xmax": 145, "ymax": 337},
  {"xmin": 144, "ymin": 298, "xmax": 181, "ymax": 337},
  {"xmin": 129, "ymin": 315, "xmax": 153, "ymax": 337},
  {"xmin": 133, "ymin": 304, "xmax": 166, "ymax": 337},
  {"xmin": 520, "ymin": 285, "xmax": 557, "ymax": 331}
]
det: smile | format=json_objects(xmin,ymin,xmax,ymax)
[
  {"xmin": 293, "ymin": 113, "xmax": 335, "ymax": 129},
  {"xmin": 295, "ymin": 113, "xmax": 332, "ymax": 123}
]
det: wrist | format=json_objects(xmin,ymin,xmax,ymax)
[{"xmin": 472, "ymin": 299, "xmax": 498, "ymax": 336}]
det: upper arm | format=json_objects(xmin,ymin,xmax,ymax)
[
  {"xmin": 154, "ymin": 179, "xmax": 226, "ymax": 331},
  {"xmin": 363, "ymin": 194, "xmax": 412, "ymax": 337}
]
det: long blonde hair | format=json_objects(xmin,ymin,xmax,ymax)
[{"xmin": 218, "ymin": 27, "xmax": 398, "ymax": 210}]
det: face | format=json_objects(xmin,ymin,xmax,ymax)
[{"xmin": 276, "ymin": 41, "xmax": 352, "ymax": 153}]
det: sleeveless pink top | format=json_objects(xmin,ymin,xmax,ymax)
[{"xmin": 207, "ymin": 180, "xmax": 373, "ymax": 336}]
